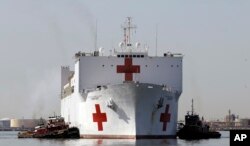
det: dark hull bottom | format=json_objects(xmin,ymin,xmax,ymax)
[
  {"xmin": 33, "ymin": 127, "xmax": 80, "ymax": 139},
  {"xmin": 177, "ymin": 131, "xmax": 221, "ymax": 140},
  {"xmin": 18, "ymin": 127, "xmax": 80, "ymax": 138},
  {"xmin": 80, "ymin": 135, "xmax": 177, "ymax": 139}
]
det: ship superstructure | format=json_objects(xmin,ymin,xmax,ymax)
[{"xmin": 61, "ymin": 17, "xmax": 183, "ymax": 138}]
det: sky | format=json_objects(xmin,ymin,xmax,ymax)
[{"xmin": 0, "ymin": 0, "xmax": 249, "ymax": 121}]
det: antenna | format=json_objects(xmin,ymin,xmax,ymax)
[
  {"xmin": 191, "ymin": 99, "xmax": 194, "ymax": 115},
  {"xmin": 155, "ymin": 24, "xmax": 158, "ymax": 56},
  {"xmin": 94, "ymin": 19, "xmax": 98, "ymax": 51},
  {"xmin": 127, "ymin": 17, "xmax": 131, "ymax": 45}
]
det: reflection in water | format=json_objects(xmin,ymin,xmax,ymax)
[
  {"xmin": 96, "ymin": 139, "xmax": 103, "ymax": 145},
  {"xmin": 90, "ymin": 139, "xmax": 177, "ymax": 146},
  {"xmin": 0, "ymin": 131, "xmax": 229, "ymax": 146},
  {"xmin": 136, "ymin": 139, "xmax": 177, "ymax": 146}
]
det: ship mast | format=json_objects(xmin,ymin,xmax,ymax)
[
  {"xmin": 191, "ymin": 99, "xmax": 194, "ymax": 115},
  {"xmin": 122, "ymin": 17, "xmax": 136, "ymax": 50}
]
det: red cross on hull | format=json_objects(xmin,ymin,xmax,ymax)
[
  {"xmin": 160, "ymin": 104, "xmax": 171, "ymax": 131},
  {"xmin": 93, "ymin": 104, "xmax": 107, "ymax": 131},
  {"xmin": 117, "ymin": 57, "xmax": 140, "ymax": 81}
]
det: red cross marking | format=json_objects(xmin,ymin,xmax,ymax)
[
  {"xmin": 93, "ymin": 104, "xmax": 107, "ymax": 131},
  {"xmin": 160, "ymin": 104, "xmax": 171, "ymax": 131},
  {"xmin": 117, "ymin": 57, "xmax": 140, "ymax": 81}
]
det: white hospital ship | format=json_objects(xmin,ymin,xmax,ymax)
[{"xmin": 61, "ymin": 17, "xmax": 183, "ymax": 139}]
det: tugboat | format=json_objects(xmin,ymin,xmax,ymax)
[
  {"xmin": 18, "ymin": 116, "xmax": 80, "ymax": 138},
  {"xmin": 177, "ymin": 99, "xmax": 221, "ymax": 139}
]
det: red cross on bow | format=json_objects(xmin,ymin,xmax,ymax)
[
  {"xmin": 117, "ymin": 57, "xmax": 140, "ymax": 81},
  {"xmin": 93, "ymin": 104, "xmax": 107, "ymax": 131},
  {"xmin": 160, "ymin": 104, "xmax": 171, "ymax": 131}
]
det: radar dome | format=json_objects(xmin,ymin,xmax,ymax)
[
  {"xmin": 135, "ymin": 42, "xmax": 140, "ymax": 48},
  {"xmin": 119, "ymin": 42, "xmax": 124, "ymax": 48},
  {"xmin": 99, "ymin": 47, "xmax": 104, "ymax": 53}
]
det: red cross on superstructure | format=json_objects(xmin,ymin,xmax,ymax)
[
  {"xmin": 160, "ymin": 104, "xmax": 171, "ymax": 131},
  {"xmin": 93, "ymin": 104, "xmax": 107, "ymax": 131},
  {"xmin": 117, "ymin": 57, "xmax": 140, "ymax": 81}
]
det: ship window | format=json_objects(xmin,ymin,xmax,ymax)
[
  {"xmin": 177, "ymin": 65, "xmax": 179, "ymax": 67},
  {"xmin": 117, "ymin": 55, "xmax": 121, "ymax": 57},
  {"xmin": 133, "ymin": 55, "xmax": 136, "ymax": 58},
  {"xmin": 145, "ymin": 65, "xmax": 148, "ymax": 67},
  {"xmin": 129, "ymin": 55, "xmax": 132, "ymax": 57},
  {"xmin": 137, "ymin": 55, "xmax": 140, "ymax": 58},
  {"xmin": 121, "ymin": 55, "xmax": 124, "ymax": 58},
  {"xmin": 157, "ymin": 65, "xmax": 159, "ymax": 67},
  {"xmin": 111, "ymin": 65, "xmax": 114, "ymax": 67},
  {"xmin": 171, "ymin": 65, "xmax": 173, "ymax": 67},
  {"xmin": 125, "ymin": 55, "xmax": 128, "ymax": 58},
  {"xmin": 148, "ymin": 86, "xmax": 153, "ymax": 88},
  {"xmin": 102, "ymin": 65, "xmax": 105, "ymax": 67},
  {"xmin": 141, "ymin": 55, "xmax": 144, "ymax": 58}
]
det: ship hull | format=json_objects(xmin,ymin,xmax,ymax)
[{"xmin": 61, "ymin": 83, "xmax": 181, "ymax": 139}]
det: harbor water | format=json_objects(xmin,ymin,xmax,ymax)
[{"xmin": 0, "ymin": 131, "xmax": 229, "ymax": 146}]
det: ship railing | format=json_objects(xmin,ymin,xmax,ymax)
[{"xmin": 161, "ymin": 85, "xmax": 181, "ymax": 94}]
